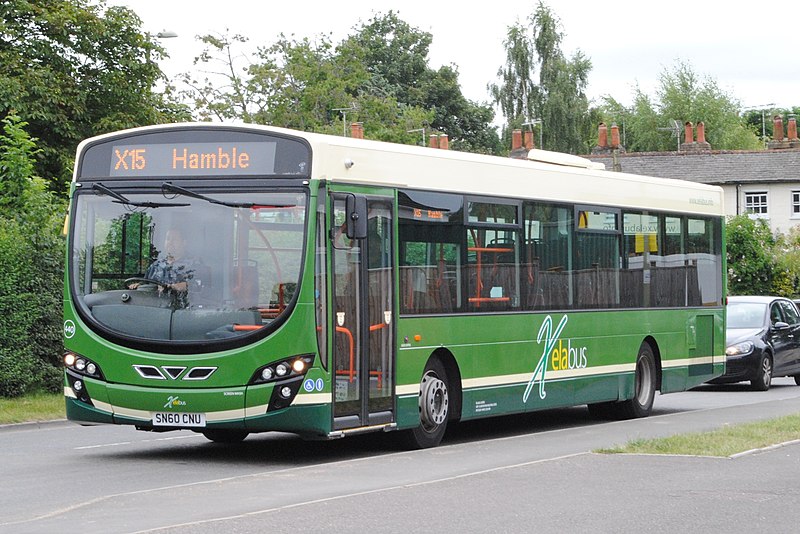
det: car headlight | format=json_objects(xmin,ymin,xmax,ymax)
[{"xmin": 726, "ymin": 341, "xmax": 754, "ymax": 356}]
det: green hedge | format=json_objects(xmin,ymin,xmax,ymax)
[{"xmin": 0, "ymin": 219, "xmax": 64, "ymax": 396}]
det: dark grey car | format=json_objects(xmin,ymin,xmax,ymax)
[{"xmin": 710, "ymin": 296, "xmax": 800, "ymax": 390}]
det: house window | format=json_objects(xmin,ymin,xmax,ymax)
[
  {"xmin": 793, "ymin": 191, "xmax": 800, "ymax": 216},
  {"xmin": 744, "ymin": 192, "xmax": 768, "ymax": 215}
]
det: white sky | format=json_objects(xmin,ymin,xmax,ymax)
[{"xmin": 109, "ymin": 0, "xmax": 800, "ymax": 118}]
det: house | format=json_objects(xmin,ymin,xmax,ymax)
[{"xmin": 585, "ymin": 118, "xmax": 800, "ymax": 235}]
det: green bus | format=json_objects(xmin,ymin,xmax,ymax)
[{"xmin": 63, "ymin": 123, "xmax": 725, "ymax": 448}]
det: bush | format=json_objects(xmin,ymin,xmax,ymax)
[
  {"xmin": 0, "ymin": 219, "xmax": 64, "ymax": 397},
  {"xmin": 0, "ymin": 347, "xmax": 39, "ymax": 398},
  {"xmin": 0, "ymin": 114, "xmax": 65, "ymax": 397}
]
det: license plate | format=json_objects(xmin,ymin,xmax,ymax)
[{"xmin": 152, "ymin": 412, "xmax": 206, "ymax": 427}]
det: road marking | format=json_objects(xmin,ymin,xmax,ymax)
[
  {"xmin": 130, "ymin": 452, "xmax": 589, "ymax": 533},
  {"xmin": 74, "ymin": 434, "xmax": 202, "ymax": 450}
]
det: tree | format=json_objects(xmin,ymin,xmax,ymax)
[
  {"xmin": 742, "ymin": 106, "xmax": 800, "ymax": 145},
  {"xmin": 182, "ymin": 31, "xmax": 425, "ymax": 140},
  {"xmin": 726, "ymin": 215, "xmax": 776, "ymax": 296},
  {"xmin": 489, "ymin": 2, "xmax": 592, "ymax": 153},
  {"xmin": 0, "ymin": 0, "xmax": 189, "ymax": 191},
  {"xmin": 337, "ymin": 12, "xmax": 501, "ymax": 152},
  {"xmin": 598, "ymin": 61, "xmax": 761, "ymax": 152},
  {"xmin": 181, "ymin": 13, "xmax": 501, "ymax": 153}
]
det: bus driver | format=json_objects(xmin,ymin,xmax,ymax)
[{"xmin": 128, "ymin": 228, "xmax": 200, "ymax": 306}]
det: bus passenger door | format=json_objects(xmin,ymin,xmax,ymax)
[{"xmin": 331, "ymin": 195, "xmax": 395, "ymax": 430}]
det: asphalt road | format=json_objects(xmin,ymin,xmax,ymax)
[{"xmin": 2, "ymin": 378, "xmax": 800, "ymax": 533}]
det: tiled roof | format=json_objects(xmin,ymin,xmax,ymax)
[{"xmin": 587, "ymin": 148, "xmax": 800, "ymax": 185}]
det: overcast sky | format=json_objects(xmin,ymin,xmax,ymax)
[{"xmin": 109, "ymin": 0, "xmax": 799, "ymax": 117}]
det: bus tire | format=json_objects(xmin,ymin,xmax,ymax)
[
  {"xmin": 620, "ymin": 342, "xmax": 657, "ymax": 418},
  {"xmin": 593, "ymin": 342, "xmax": 657, "ymax": 420},
  {"xmin": 201, "ymin": 429, "xmax": 249, "ymax": 443},
  {"xmin": 403, "ymin": 358, "xmax": 450, "ymax": 449}
]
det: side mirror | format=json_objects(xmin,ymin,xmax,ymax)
[{"xmin": 345, "ymin": 194, "xmax": 367, "ymax": 240}]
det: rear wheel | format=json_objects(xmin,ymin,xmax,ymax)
[
  {"xmin": 751, "ymin": 354, "xmax": 772, "ymax": 391},
  {"xmin": 201, "ymin": 429, "xmax": 249, "ymax": 443},
  {"xmin": 589, "ymin": 342, "xmax": 656, "ymax": 420},
  {"xmin": 403, "ymin": 358, "xmax": 450, "ymax": 449}
]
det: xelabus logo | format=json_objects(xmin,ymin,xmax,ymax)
[
  {"xmin": 164, "ymin": 396, "xmax": 187, "ymax": 409},
  {"xmin": 523, "ymin": 315, "xmax": 568, "ymax": 403}
]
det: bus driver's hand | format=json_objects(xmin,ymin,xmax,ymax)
[{"xmin": 170, "ymin": 281, "xmax": 188, "ymax": 292}]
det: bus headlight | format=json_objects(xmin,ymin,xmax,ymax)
[
  {"xmin": 250, "ymin": 355, "xmax": 314, "ymax": 385},
  {"xmin": 63, "ymin": 352, "xmax": 105, "ymax": 380}
]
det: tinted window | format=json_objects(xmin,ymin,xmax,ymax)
[{"xmin": 779, "ymin": 300, "xmax": 800, "ymax": 325}]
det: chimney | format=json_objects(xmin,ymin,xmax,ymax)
[
  {"xmin": 512, "ymin": 129, "xmax": 523, "ymax": 151},
  {"xmin": 509, "ymin": 129, "xmax": 529, "ymax": 159},
  {"xmin": 591, "ymin": 122, "xmax": 625, "ymax": 155},
  {"xmin": 680, "ymin": 121, "xmax": 711, "ymax": 153},
  {"xmin": 610, "ymin": 124, "xmax": 621, "ymax": 148},
  {"xmin": 695, "ymin": 121, "xmax": 711, "ymax": 150},
  {"xmin": 524, "ymin": 130, "xmax": 534, "ymax": 150},
  {"xmin": 767, "ymin": 115, "xmax": 798, "ymax": 149},
  {"xmin": 774, "ymin": 116, "xmax": 784, "ymax": 141},
  {"xmin": 350, "ymin": 122, "xmax": 364, "ymax": 139},
  {"xmin": 429, "ymin": 134, "xmax": 439, "ymax": 148},
  {"xmin": 597, "ymin": 123, "xmax": 608, "ymax": 148},
  {"xmin": 438, "ymin": 134, "xmax": 449, "ymax": 150}
]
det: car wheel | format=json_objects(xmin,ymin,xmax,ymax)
[
  {"xmin": 751, "ymin": 354, "xmax": 772, "ymax": 391},
  {"xmin": 794, "ymin": 375, "xmax": 800, "ymax": 386}
]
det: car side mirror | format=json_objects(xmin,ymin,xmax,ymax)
[{"xmin": 773, "ymin": 321, "xmax": 790, "ymax": 331}]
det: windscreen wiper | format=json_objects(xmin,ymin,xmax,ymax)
[
  {"xmin": 161, "ymin": 183, "xmax": 255, "ymax": 208},
  {"xmin": 92, "ymin": 183, "xmax": 189, "ymax": 208}
]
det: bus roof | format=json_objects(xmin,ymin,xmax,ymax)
[{"xmin": 75, "ymin": 123, "xmax": 724, "ymax": 217}]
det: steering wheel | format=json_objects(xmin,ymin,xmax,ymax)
[{"xmin": 124, "ymin": 277, "xmax": 169, "ymax": 291}]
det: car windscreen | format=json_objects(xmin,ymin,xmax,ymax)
[{"xmin": 727, "ymin": 302, "xmax": 767, "ymax": 329}]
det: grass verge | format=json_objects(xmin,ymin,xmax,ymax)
[
  {"xmin": 0, "ymin": 393, "xmax": 65, "ymax": 425},
  {"xmin": 596, "ymin": 413, "xmax": 800, "ymax": 457}
]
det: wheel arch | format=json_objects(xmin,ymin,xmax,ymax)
[{"xmin": 643, "ymin": 335, "xmax": 663, "ymax": 392}]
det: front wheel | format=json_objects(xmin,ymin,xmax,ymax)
[
  {"xmin": 751, "ymin": 354, "xmax": 772, "ymax": 391},
  {"xmin": 402, "ymin": 359, "xmax": 450, "ymax": 449}
]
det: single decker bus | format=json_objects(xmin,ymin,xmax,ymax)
[{"xmin": 63, "ymin": 123, "xmax": 725, "ymax": 448}]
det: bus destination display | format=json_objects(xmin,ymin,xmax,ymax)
[{"xmin": 110, "ymin": 142, "xmax": 277, "ymax": 176}]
